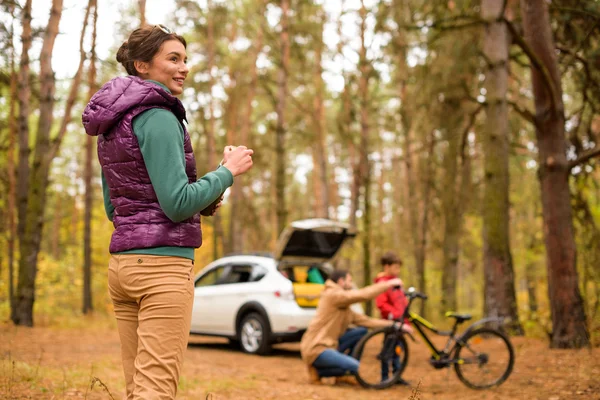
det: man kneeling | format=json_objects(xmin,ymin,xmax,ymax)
[{"xmin": 300, "ymin": 269, "xmax": 407, "ymax": 385}]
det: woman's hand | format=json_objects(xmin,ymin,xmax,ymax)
[
  {"xmin": 222, "ymin": 146, "xmax": 254, "ymax": 177},
  {"xmin": 222, "ymin": 145, "xmax": 237, "ymax": 165}
]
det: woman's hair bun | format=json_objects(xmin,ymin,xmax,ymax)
[{"xmin": 116, "ymin": 41, "xmax": 129, "ymax": 64}]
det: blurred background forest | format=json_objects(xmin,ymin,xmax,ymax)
[{"xmin": 0, "ymin": 0, "xmax": 599, "ymax": 350}]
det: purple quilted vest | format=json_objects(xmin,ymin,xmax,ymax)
[{"xmin": 82, "ymin": 76, "xmax": 201, "ymax": 252}]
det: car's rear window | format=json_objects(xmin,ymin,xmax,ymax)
[{"xmin": 281, "ymin": 230, "xmax": 347, "ymax": 259}]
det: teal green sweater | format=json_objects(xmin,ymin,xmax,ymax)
[{"xmin": 101, "ymin": 80, "xmax": 233, "ymax": 260}]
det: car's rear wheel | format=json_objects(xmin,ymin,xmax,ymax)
[{"xmin": 239, "ymin": 312, "xmax": 271, "ymax": 355}]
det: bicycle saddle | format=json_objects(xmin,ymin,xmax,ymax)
[{"xmin": 445, "ymin": 312, "xmax": 472, "ymax": 322}]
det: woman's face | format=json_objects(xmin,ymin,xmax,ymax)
[{"xmin": 139, "ymin": 39, "xmax": 188, "ymax": 95}]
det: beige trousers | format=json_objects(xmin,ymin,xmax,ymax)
[{"xmin": 108, "ymin": 254, "xmax": 194, "ymax": 400}]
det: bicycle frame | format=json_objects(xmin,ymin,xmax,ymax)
[
  {"xmin": 406, "ymin": 312, "xmax": 452, "ymax": 360},
  {"xmin": 395, "ymin": 292, "xmax": 507, "ymax": 365}
]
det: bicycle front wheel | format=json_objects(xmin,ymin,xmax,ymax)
[
  {"xmin": 351, "ymin": 327, "xmax": 409, "ymax": 389},
  {"xmin": 453, "ymin": 327, "xmax": 514, "ymax": 389}
]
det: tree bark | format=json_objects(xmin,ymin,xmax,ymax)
[
  {"xmin": 312, "ymin": 11, "xmax": 329, "ymax": 219},
  {"xmin": 415, "ymin": 133, "xmax": 434, "ymax": 317},
  {"xmin": 358, "ymin": 0, "xmax": 373, "ymax": 314},
  {"xmin": 13, "ymin": 0, "xmax": 64, "ymax": 326},
  {"xmin": 521, "ymin": 0, "xmax": 589, "ymax": 348},
  {"xmin": 343, "ymin": 81, "xmax": 359, "ymax": 229},
  {"xmin": 7, "ymin": 1, "xmax": 19, "ymax": 311},
  {"xmin": 16, "ymin": 0, "xmax": 33, "ymax": 245},
  {"xmin": 440, "ymin": 113, "xmax": 462, "ymax": 314},
  {"xmin": 138, "ymin": 0, "xmax": 146, "ymax": 27},
  {"xmin": 481, "ymin": 0, "xmax": 523, "ymax": 334},
  {"xmin": 83, "ymin": 0, "xmax": 97, "ymax": 314},
  {"xmin": 226, "ymin": 20, "xmax": 241, "ymax": 254},
  {"xmin": 275, "ymin": 0, "xmax": 290, "ymax": 236},
  {"xmin": 205, "ymin": 0, "xmax": 223, "ymax": 259}
]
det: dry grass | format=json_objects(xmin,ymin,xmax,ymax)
[{"xmin": 1, "ymin": 318, "xmax": 599, "ymax": 399}]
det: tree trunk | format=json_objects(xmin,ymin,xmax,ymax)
[
  {"xmin": 275, "ymin": 0, "xmax": 290, "ymax": 236},
  {"xmin": 521, "ymin": 0, "xmax": 589, "ymax": 348},
  {"xmin": 50, "ymin": 197, "xmax": 61, "ymax": 259},
  {"xmin": 83, "ymin": 0, "xmax": 97, "ymax": 314},
  {"xmin": 206, "ymin": 0, "xmax": 223, "ymax": 259},
  {"xmin": 7, "ymin": 1, "xmax": 19, "ymax": 311},
  {"xmin": 343, "ymin": 82, "xmax": 359, "ymax": 229},
  {"xmin": 226, "ymin": 21, "xmax": 241, "ymax": 254},
  {"xmin": 138, "ymin": 0, "xmax": 146, "ymax": 27},
  {"xmin": 415, "ymin": 133, "xmax": 434, "ymax": 317},
  {"xmin": 525, "ymin": 248, "xmax": 538, "ymax": 319},
  {"xmin": 312, "ymin": 12, "xmax": 329, "ymax": 219},
  {"xmin": 440, "ymin": 114, "xmax": 462, "ymax": 314},
  {"xmin": 481, "ymin": 0, "xmax": 523, "ymax": 334},
  {"xmin": 358, "ymin": 0, "xmax": 372, "ymax": 314},
  {"xmin": 16, "ymin": 0, "xmax": 33, "ymax": 245}
]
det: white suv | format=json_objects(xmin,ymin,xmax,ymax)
[{"xmin": 190, "ymin": 219, "xmax": 358, "ymax": 355}]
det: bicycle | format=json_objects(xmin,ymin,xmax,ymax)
[{"xmin": 351, "ymin": 287, "xmax": 515, "ymax": 390}]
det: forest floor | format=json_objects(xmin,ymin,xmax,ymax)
[{"xmin": 1, "ymin": 317, "xmax": 599, "ymax": 400}]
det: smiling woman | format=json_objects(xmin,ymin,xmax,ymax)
[{"xmin": 82, "ymin": 24, "xmax": 255, "ymax": 400}]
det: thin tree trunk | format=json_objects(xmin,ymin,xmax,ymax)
[
  {"xmin": 226, "ymin": 21, "xmax": 241, "ymax": 254},
  {"xmin": 481, "ymin": 0, "xmax": 523, "ymax": 334},
  {"xmin": 83, "ymin": 0, "xmax": 97, "ymax": 314},
  {"xmin": 343, "ymin": 82, "xmax": 360, "ymax": 229},
  {"xmin": 440, "ymin": 115, "xmax": 462, "ymax": 314},
  {"xmin": 51, "ymin": 198, "xmax": 61, "ymax": 259},
  {"xmin": 206, "ymin": 0, "xmax": 223, "ymax": 259},
  {"xmin": 16, "ymin": 0, "xmax": 32, "ymax": 244},
  {"xmin": 521, "ymin": 0, "xmax": 589, "ymax": 348},
  {"xmin": 358, "ymin": 0, "xmax": 372, "ymax": 314},
  {"xmin": 14, "ymin": 0, "xmax": 64, "ymax": 326},
  {"xmin": 7, "ymin": 1, "xmax": 19, "ymax": 311},
  {"xmin": 441, "ymin": 108, "xmax": 477, "ymax": 314},
  {"xmin": 275, "ymin": 0, "xmax": 290, "ymax": 236},
  {"xmin": 415, "ymin": 132, "xmax": 434, "ymax": 317},
  {"xmin": 375, "ymin": 164, "xmax": 386, "ymax": 255},
  {"xmin": 392, "ymin": 156, "xmax": 405, "ymax": 256},
  {"xmin": 312, "ymin": 12, "xmax": 329, "ymax": 219},
  {"xmin": 138, "ymin": 0, "xmax": 146, "ymax": 27},
  {"xmin": 525, "ymin": 243, "xmax": 538, "ymax": 319}
]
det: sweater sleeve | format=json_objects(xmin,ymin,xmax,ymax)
[
  {"xmin": 328, "ymin": 282, "xmax": 391, "ymax": 309},
  {"xmin": 133, "ymin": 108, "xmax": 234, "ymax": 222},
  {"xmin": 351, "ymin": 311, "xmax": 394, "ymax": 329}
]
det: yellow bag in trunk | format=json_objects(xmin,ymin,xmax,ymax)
[{"xmin": 292, "ymin": 283, "xmax": 324, "ymax": 308}]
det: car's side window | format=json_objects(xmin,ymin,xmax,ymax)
[
  {"xmin": 195, "ymin": 266, "xmax": 227, "ymax": 287},
  {"xmin": 250, "ymin": 265, "xmax": 267, "ymax": 282},
  {"xmin": 219, "ymin": 264, "xmax": 254, "ymax": 285}
]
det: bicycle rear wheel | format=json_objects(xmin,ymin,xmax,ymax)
[
  {"xmin": 453, "ymin": 327, "xmax": 514, "ymax": 389},
  {"xmin": 351, "ymin": 327, "xmax": 409, "ymax": 389}
]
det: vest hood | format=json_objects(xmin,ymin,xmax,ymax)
[{"xmin": 82, "ymin": 76, "xmax": 186, "ymax": 137}]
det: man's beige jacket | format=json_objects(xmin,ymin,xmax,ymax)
[{"xmin": 300, "ymin": 279, "xmax": 393, "ymax": 366}]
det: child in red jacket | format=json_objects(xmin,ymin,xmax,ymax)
[{"xmin": 375, "ymin": 251, "xmax": 412, "ymax": 385}]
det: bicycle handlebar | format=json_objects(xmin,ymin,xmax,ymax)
[{"xmin": 401, "ymin": 287, "xmax": 428, "ymax": 300}]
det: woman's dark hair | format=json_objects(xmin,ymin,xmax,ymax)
[
  {"xmin": 380, "ymin": 251, "xmax": 402, "ymax": 267},
  {"xmin": 116, "ymin": 25, "xmax": 187, "ymax": 76},
  {"xmin": 330, "ymin": 269, "xmax": 349, "ymax": 284}
]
